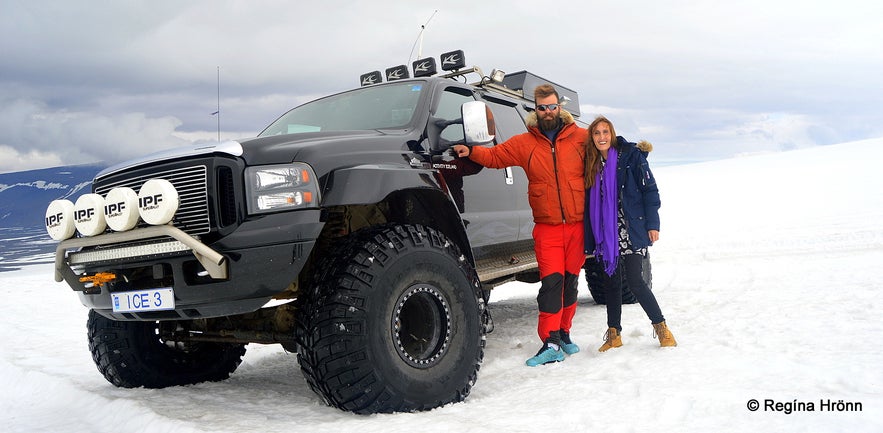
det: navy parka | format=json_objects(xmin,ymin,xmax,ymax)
[{"xmin": 584, "ymin": 136, "xmax": 661, "ymax": 255}]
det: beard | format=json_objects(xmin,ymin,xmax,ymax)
[{"xmin": 539, "ymin": 115, "xmax": 560, "ymax": 132}]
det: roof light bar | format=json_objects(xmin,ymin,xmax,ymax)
[{"xmin": 360, "ymin": 49, "xmax": 468, "ymax": 84}]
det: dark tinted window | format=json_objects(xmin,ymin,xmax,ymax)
[
  {"xmin": 483, "ymin": 97, "xmax": 526, "ymax": 142},
  {"xmin": 259, "ymin": 82, "xmax": 425, "ymax": 136},
  {"xmin": 434, "ymin": 88, "xmax": 475, "ymax": 142}
]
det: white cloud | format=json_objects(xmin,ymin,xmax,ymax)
[
  {"xmin": 0, "ymin": 98, "xmax": 190, "ymax": 172},
  {"xmin": 1, "ymin": 0, "xmax": 882, "ymax": 171},
  {"xmin": 0, "ymin": 145, "xmax": 63, "ymax": 174}
]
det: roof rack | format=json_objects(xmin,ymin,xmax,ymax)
[{"xmin": 359, "ymin": 50, "xmax": 580, "ymax": 116}]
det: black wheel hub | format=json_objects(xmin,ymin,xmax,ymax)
[{"xmin": 392, "ymin": 283, "xmax": 452, "ymax": 368}]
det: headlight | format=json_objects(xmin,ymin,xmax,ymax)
[{"xmin": 245, "ymin": 163, "xmax": 320, "ymax": 214}]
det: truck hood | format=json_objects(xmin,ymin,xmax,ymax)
[
  {"xmin": 96, "ymin": 130, "xmax": 412, "ymax": 181},
  {"xmin": 96, "ymin": 140, "xmax": 245, "ymax": 180},
  {"xmin": 238, "ymin": 130, "xmax": 411, "ymax": 167}
]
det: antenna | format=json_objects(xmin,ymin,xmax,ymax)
[
  {"xmin": 216, "ymin": 66, "xmax": 220, "ymax": 142},
  {"xmin": 409, "ymin": 10, "xmax": 438, "ymax": 63},
  {"xmin": 211, "ymin": 66, "xmax": 220, "ymax": 142}
]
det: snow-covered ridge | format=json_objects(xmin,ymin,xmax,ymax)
[
  {"xmin": 0, "ymin": 164, "xmax": 103, "ymax": 227},
  {"xmin": 0, "ymin": 180, "xmax": 69, "ymax": 193}
]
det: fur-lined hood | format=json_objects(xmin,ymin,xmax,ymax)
[
  {"xmin": 617, "ymin": 136, "xmax": 653, "ymax": 155},
  {"xmin": 636, "ymin": 140, "xmax": 653, "ymax": 153},
  {"xmin": 525, "ymin": 108, "xmax": 576, "ymax": 129}
]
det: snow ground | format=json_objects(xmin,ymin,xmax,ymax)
[{"xmin": 2, "ymin": 139, "xmax": 882, "ymax": 432}]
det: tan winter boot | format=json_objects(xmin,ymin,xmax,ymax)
[
  {"xmin": 652, "ymin": 321, "xmax": 677, "ymax": 347},
  {"xmin": 598, "ymin": 327, "xmax": 623, "ymax": 352}
]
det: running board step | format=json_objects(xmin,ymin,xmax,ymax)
[{"xmin": 474, "ymin": 248, "xmax": 537, "ymax": 282}]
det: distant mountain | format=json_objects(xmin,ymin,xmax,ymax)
[{"xmin": 0, "ymin": 164, "xmax": 106, "ymax": 228}]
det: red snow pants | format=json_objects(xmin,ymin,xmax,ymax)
[{"xmin": 532, "ymin": 221, "xmax": 584, "ymax": 343}]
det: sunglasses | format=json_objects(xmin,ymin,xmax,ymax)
[{"xmin": 536, "ymin": 104, "xmax": 560, "ymax": 112}]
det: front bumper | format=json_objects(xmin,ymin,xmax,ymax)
[
  {"xmin": 55, "ymin": 225, "xmax": 229, "ymax": 289},
  {"xmin": 55, "ymin": 210, "xmax": 323, "ymax": 321}
]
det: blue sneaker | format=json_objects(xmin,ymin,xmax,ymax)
[
  {"xmin": 525, "ymin": 344, "xmax": 565, "ymax": 367},
  {"xmin": 560, "ymin": 330, "xmax": 580, "ymax": 355}
]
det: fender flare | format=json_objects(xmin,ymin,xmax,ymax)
[
  {"xmin": 320, "ymin": 164, "xmax": 474, "ymax": 264},
  {"xmin": 321, "ymin": 164, "xmax": 439, "ymax": 206}
]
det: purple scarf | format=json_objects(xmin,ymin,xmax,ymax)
[{"xmin": 589, "ymin": 147, "xmax": 618, "ymax": 275}]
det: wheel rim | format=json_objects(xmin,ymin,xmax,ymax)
[{"xmin": 392, "ymin": 283, "xmax": 452, "ymax": 369}]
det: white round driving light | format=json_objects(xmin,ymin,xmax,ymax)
[
  {"xmin": 45, "ymin": 199, "xmax": 76, "ymax": 241},
  {"xmin": 73, "ymin": 193, "xmax": 107, "ymax": 237},
  {"xmin": 104, "ymin": 187, "xmax": 140, "ymax": 231},
  {"xmin": 137, "ymin": 179, "xmax": 179, "ymax": 225}
]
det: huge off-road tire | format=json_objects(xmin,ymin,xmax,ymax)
[
  {"xmin": 296, "ymin": 224, "xmax": 485, "ymax": 414},
  {"xmin": 584, "ymin": 255, "xmax": 652, "ymax": 305},
  {"xmin": 87, "ymin": 310, "xmax": 246, "ymax": 388}
]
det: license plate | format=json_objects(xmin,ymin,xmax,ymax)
[{"xmin": 111, "ymin": 288, "xmax": 175, "ymax": 313}]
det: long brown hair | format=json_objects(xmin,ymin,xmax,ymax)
[{"xmin": 584, "ymin": 116, "xmax": 618, "ymax": 188}]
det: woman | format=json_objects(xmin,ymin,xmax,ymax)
[{"xmin": 583, "ymin": 116, "xmax": 676, "ymax": 351}]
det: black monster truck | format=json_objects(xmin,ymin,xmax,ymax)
[{"xmin": 46, "ymin": 52, "xmax": 637, "ymax": 414}]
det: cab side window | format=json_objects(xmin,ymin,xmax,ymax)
[
  {"xmin": 482, "ymin": 97, "xmax": 524, "ymax": 143},
  {"xmin": 434, "ymin": 88, "xmax": 475, "ymax": 143}
]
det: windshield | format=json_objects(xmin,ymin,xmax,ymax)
[{"xmin": 259, "ymin": 82, "xmax": 425, "ymax": 137}]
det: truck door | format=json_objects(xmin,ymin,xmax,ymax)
[
  {"xmin": 429, "ymin": 87, "xmax": 521, "ymax": 247},
  {"xmin": 480, "ymin": 96, "xmax": 534, "ymax": 242}
]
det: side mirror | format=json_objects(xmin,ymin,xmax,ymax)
[{"xmin": 461, "ymin": 101, "xmax": 495, "ymax": 145}]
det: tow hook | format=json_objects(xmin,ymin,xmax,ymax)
[{"xmin": 78, "ymin": 272, "xmax": 117, "ymax": 293}]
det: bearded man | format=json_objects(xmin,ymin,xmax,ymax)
[{"xmin": 452, "ymin": 84, "xmax": 587, "ymax": 366}]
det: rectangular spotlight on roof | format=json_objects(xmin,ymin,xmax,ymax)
[
  {"xmin": 385, "ymin": 65, "xmax": 410, "ymax": 81},
  {"xmin": 412, "ymin": 57, "xmax": 437, "ymax": 77},
  {"xmin": 360, "ymin": 71, "xmax": 382, "ymax": 86},
  {"xmin": 440, "ymin": 50, "xmax": 466, "ymax": 71}
]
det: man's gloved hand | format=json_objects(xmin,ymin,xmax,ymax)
[{"xmin": 451, "ymin": 144, "xmax": 471, "ymax": 157}]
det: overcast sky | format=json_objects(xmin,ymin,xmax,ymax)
[{"xmin": 2, "ymin": 0, "xmax": 882, "ymax": 173}]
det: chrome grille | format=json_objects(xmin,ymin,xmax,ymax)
[{"xmin": 94, "ymin": 166, "xmax": 210, "ymax": 235}]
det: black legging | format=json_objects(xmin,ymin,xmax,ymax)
[{"xmin": 603, "ymin": 254, "xmax": 665, "ymax": 331}]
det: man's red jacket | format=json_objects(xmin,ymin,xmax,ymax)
[{"xmin": 468, "ymin": 109, "xmax": 587, "ymax": 225}]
